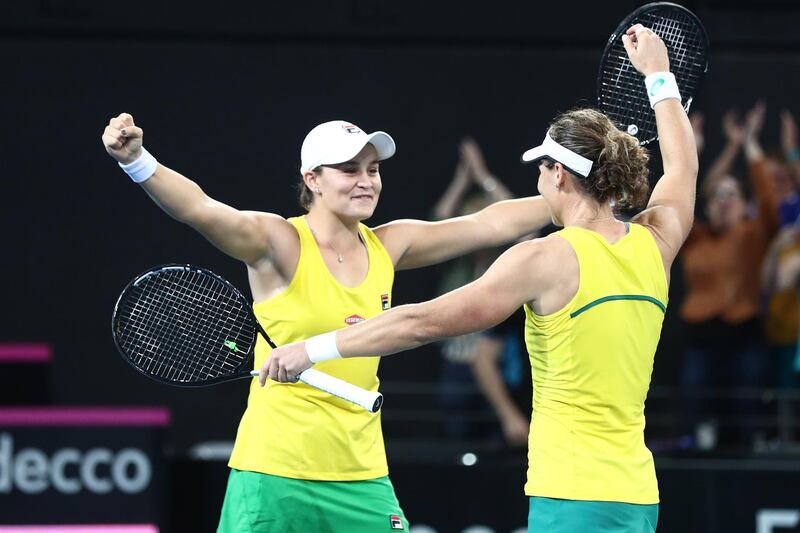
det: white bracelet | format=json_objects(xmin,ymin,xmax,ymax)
[
  {"xmin": 644, "ymin": 72, "xmax": 682, "ymax": 109},
  {"xmin": 119, "ymin": 147, "xmax": 158, "ymax": 183},
  {"xmin": 305, "ymin": 332, "xmax": 342, "ymax": 363}
]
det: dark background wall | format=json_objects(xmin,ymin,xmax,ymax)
[{"xmin": 2, "ymin": 0, "xmax": 800, "ymax": 454}]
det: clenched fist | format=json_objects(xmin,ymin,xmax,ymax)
[
  {"xmin": 102, "ymin": 113, "xmax": 144, "ymax": 165},
  {"xmin": 621, "ymin": 24, "xmax": 670, "ymax": 76}
]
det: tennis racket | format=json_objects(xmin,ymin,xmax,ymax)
[
  {"xmin": 111, "ymin": 264, "xmax": 383, "ymax": 413},
  {"xmin": 597, "ymin": 2, "xmax": 709, "ymax": 145}
]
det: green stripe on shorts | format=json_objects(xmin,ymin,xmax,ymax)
[
  {"xmin": 528, "ymin": 496, "xmax": 658, "ymax": 533},
  {"xmin": 218, "ymin": 469, "xmax": 409, "ymax": 533}
]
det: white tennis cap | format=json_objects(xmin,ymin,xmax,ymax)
[
  {"xmin": 521, "ymin": 132, "xmax": 593, "ymax": 178},
  {"xmin": 300, "ymin": 120, "xmax": 396, "ymax": 174}
]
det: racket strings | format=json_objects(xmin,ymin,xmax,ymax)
[
  {"xmin": 116, "ymin": 267, "xmax": 257, "ymax": 383},
  {"xmin": 598, "ymin": 6, "xmax": 708, "ymax": 144},
  {"xmin": 133, "ymin": 271, "xmax": 250, "ymax": 381},
  {"xmin": 120, "ymin": 273, "xmax": 219, "ymax": 380},
  {"xmin": 646, "ymin": 11, "xmax": 705, "ymax": 95}
]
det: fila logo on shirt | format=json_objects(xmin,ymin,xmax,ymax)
[
  {"xmin": 389, "ymin": 514, "xmax": 404, "ymax": 529},
  {"xmin": 381, "ymin": 293, "xmax": 390, "ymax": 311}
]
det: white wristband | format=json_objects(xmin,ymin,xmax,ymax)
[
  {"xmin": 119, "ymin": 147, "xmax": 158, "ymax": 183},
  {"xmin": 644, "ymin": 72, "xmax": 681, "ymax": 109},
  {"xmin": 305, "ymin": 332, "xmax": 342, "ymax": 363}
]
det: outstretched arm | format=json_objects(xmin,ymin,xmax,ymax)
[
  {"xmin": 102, "ymin": 113, "xmax": 296, "ymax": 266},
  {"xmin": 260, "ymin": 239, "xmax": 552, "ymax": 384},
  {"xmin": 375, "ymin": 196, "xmax": 551, "ymax": 270},
  {"xmin": 376, "ymin": 137, "xmax": 548, "ymax": 270}
]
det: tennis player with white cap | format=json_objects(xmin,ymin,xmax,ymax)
[{"xmin": 102, "ymin": 114, "xmax": 556, "ymax": 532}]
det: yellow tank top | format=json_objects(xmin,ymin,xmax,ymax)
[
  {"xmin": 524, "ymin": 223, "xmax": 667, "ymax": 504},
  {"xmin": 228, "ymin": 216, "xmax": 394, "ymax": 480}
]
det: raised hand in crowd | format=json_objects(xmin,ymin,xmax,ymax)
[
  {"xmin": 743, "ymin": 100, "xmax": 766, "ymax": 161},
  {"xmin": 703, "ymin": 110, "xmax": 745, "ymax": 191},
  {"xmin": 460, "ymin": 137, "xmax": 513, "ymax": 200}
]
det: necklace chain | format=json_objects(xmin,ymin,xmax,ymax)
[{"xmin": 306, "ymin": 219, "xmax": 348, "ymax": 263}]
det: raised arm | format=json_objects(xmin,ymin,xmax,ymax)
[
  {"xmin": 102, "ymin": 113, "xmax": 296, "ymax": 266},
  {"xmin": 623, "ymin": 25, "xmax": 699, "ymax": 268},
  {"xmin": 432, "ymin": 159, "xmax": 472, "ymax": 220},
  {"xmin": 701, "ymin": 111, "xmax": 744, "ymax": 196},
  {"xmin": 460, "ymin": 137, "xmax": 514, "ymax": 202},
  {"xmin": 742, "ymin": 102, "xmax": 779, "ymax": 232},
  {"xmin": 432, "ymin": 137, "xmax": 513, "ymax": 220}
]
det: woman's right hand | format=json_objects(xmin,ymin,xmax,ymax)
[
  {"xmin": 102, "ymin": 113, "xmax": 144, "ymax": 165},
  {"xmin": 621, "ymin": 24, "xmax": 670, "ymax": 76}
]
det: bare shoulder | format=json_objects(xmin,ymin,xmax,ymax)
[
  {"xmin": 246, "ymin": 211, "xmax": 301, "ymax": 276},
  {"xmin": 508, "ymin": 233, "xmax": 578, "ymax": 314},
  {"xmin": 370, "ymin": 218, "xmax": 418, "ymax": 241},
  {"xmin": 501, "ymin": 234, "xmax": 576, "ymax": 285}
]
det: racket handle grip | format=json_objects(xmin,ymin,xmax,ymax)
[{"xmin": 250, "ymin": 368, "xmax": 383, "ymax": 413}]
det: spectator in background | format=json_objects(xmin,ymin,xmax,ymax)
[
  {"xmin": 433, "ymin": 139, "xmax": 531, "ymax": 447},
  {"xmin": 772, "ymin": 110, "xmax": 800, "ymax": 226},
  {"xmin": 763, "ymin": 110, "xmax": 800, "ymax": 382},
  {"xmin": 761, "ymin": 109, "xmax": 800, "ymax": 445},
  {"xmin": 680, "ymin": 102, "xmax": 778, "ymax": 452}
]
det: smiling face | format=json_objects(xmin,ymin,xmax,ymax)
[{"xmin": 305, "ymin": 143, "xmax": 382, "ymax": 222}]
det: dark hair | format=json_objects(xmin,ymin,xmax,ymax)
[
  {"xmin": 296, "ymin": 166, "xmax": 321, "ymax": 211},
  {"xmin": 544, "ymin": 108, "xmax": 650, "ymax": 209}
]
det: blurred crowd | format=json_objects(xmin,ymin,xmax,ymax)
[
  {"xmin": 433, "ymin": 104, "xmax": 800, "ymax": 455},
  {"xmin": 679, "ymin": 103, "xmax": 800, "ymax": 453}
]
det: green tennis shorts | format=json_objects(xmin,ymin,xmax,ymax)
[
  {"xmin": 217, "ymin": 469, "xmax": 409, "ymax": 533},
  {"xmin": 528, "ymin": 496, "xmax": 659, "ymax": 533}
]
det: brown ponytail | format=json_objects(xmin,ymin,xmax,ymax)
[{"xmin": 546, "ymin": 108, "xmax": 650, "ymax": 208}]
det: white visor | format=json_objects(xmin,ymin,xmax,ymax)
[{"xmin": 521, "ymin": 133, "xmax": 593, "ymax": 178}]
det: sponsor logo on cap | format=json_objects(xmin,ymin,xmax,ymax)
[
  {"xmin": 342, "ymin": 124, "xmax": 362, "ymax": 134},
  {"xmin": 345, "ymin": 314, "xmax": 365, "ymax": 325}
]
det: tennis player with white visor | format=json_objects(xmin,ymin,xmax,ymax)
[{"xmin": 265, "ymin": 23, "xmax": 696, "ymax": 533}]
